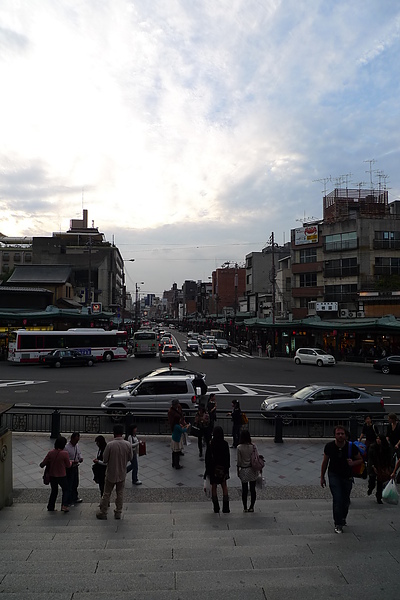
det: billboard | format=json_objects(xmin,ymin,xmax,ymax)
[{"xmin": 295, "ymin": 225, "xmax": 318, "ymax": 245}]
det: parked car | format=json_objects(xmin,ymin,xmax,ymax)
[
  {"xmin": 119, "ymin": 366, "xmax": 206, "ymax": 391},
  {"xmin": 214, "ymin": 338, "xmax": 231, "ymax": 353},
  {"xmin": 160, "ymin": 344, "xmax": 180, "ymax": 363},
  {"xmin": 260, "ymin": 383, "xmax": 385, "ymax": 420},
  {"xmin": 187, "ymin": 339, "xmax": 199, "ymax": 351},
  {"xmin": 39, "ymin": 349, "xmax": 95, "ymax": 368},
  {"xmin": 373, "ymin": 355, "xmax": 400, "ymax": 374},
  {"xmin": 294, "ymin": 348, "xmax": 336, "ymax": 367},
  {"xmin": 198, "ymin": 343, "xmax": 218, "ymax": 359},
  {"xmin": 101, "ymin": 375, "xmax": 198, "ymax": 419}
]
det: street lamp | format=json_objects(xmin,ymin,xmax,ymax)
[{"xmin": 135, "ymin": 282, "xmax": 144, "ymax": 330}]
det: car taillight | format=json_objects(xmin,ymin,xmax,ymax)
[
  {"xmin": 373, "ymin": 360, "xmax": 378, "ymax": 364},
  {"xmin": 380, "ymin": 397, "xmax": 385, "ymax": 407},
  {"xmin": 191, "ymin": 395, "xmax": 197, "ymax": 403}
]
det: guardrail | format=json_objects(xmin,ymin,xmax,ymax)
[{"xmin": 0, "ymin": 406, "xmax": 389, "ymax": 441}]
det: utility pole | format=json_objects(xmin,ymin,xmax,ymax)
[{"xmin": 269, "ymin": 233, "xmax": 277, "ymax": 356}]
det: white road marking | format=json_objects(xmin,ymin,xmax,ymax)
[{"xmin": 0, "ymin": 380, "xmax": 47, "ymax": 388}]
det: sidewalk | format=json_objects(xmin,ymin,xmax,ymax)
[{"xmin": 11, "ymin": 432, "xmax": 370, "ymax": 503}]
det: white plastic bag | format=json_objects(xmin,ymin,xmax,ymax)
[
  {"xmin": 382, "ymin": 479, "xmax": 399, "ymax": 505},
  {"xmin": 203, "ymin": 477, "xmax": 211, "ymax": 498}
]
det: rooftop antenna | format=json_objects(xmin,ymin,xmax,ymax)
[
  {"xmin": 313, "ymin": 176, "xmax": 331, "ymax": 196},
  {"xmin": 364, "ymin": 159, "xmax": 376, "ymax": 189},
  {"xmin": 356, "ymin": 181, "xmax": 367, "ymax": 199}
]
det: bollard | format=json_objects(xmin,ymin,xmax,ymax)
[
  {"xmin": 50, "ymin": 409, "xmax": 61, "ymax": 439},
  {"xmin": 349, "ymin": 416, "xmax": 358, "ymax": 441},
  {"xmin": 274, "ymin": 415, "xmax": 284, "ymax": 443}
]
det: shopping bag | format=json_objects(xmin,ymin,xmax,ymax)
[
  {"xmin": 203, "ymin": 476, "xmax": 211, "ymax": 498},
  {"xmin": 190, "ymin": 425, "xmax": 201, "ymax": 438},
  {"xmin": 42, "ymin": 467, "xmax": 51, "ymax": 485},
  {"xmin": 139, "ymin": 440, "xmax": 146, "ymax": 456},
  {"xmin": 382, "ymin": 479, "xmax": 399, "ymax": 505}
]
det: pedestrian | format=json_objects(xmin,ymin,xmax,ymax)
[
  {"xmin": 40, "ymin": 435, "xmax": 71, "ymax": 513},
  {"xmin": 258, "ymin": 343, "xmax": 262, "ymax": 358},
  {"xmin": 126, "ymin": 423, "xmax": 142, "ymax": 485},
  {"xmin": 359, "ymin": 415, "xmax": 379, "ymax": 452},
  {"xmin": 168, "ymin": 399, "xmax": 183, "ymax": 432},
  {"xmin": 386, "ymin": 413, "xmax": 400, "ymax": 469},
  {"xmin": 194, "ymin": 404, "xmax": 210, "ymax": 459},
  {"xmin": 207, "ymin": 393, "xmax": 217, "ymax": 429},
  {"xmin": 96, "ymin": 424, "xmax": 133, "ymax": 520},
  {"xmin": 266, "ymin": 342, "xmax": 272, "ymax": 358},
  {"xmin": 171, "ymin": 418, "xmax": 189, "ymax": 469},
  {"xmin": 65, "ymin": 432, "xmax": 83, "ymax": 506},
  {"xmin": 248, "ymin": 339, "xmax": 253, "ymax": 356},
  {"xmin": 205, "ymin": 426, "xmax": 230, "ymax": 514},
  {"xmin": 368, "ymin": 435, "xmax": 392, "ymax": 504},
  {"xmin": 320, "ymin": 425, "xmax": 363, "ymax": 534},
  {"xmin": 227, "ymin": 399, "xmax": 242, "ymax": 448},
  {"xmin": 92, "ymin": 435, "xmax": 107, "ymax": 497},
  {"xmin": 237, "ymin": 430, "xmax": 260, "ymax": 512}
]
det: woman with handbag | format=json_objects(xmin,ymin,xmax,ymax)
[
  {"xmin": 368, "ymin": 435, "xmax": 392, "ymax": 504},
  {"xmin": 205, "ymin": 426, "xmax": 230, "ymax": 513},
  {"xmin": 126, "ymin": 424, "xmax": 142, "ymax": 485},
  {"xmin": 40, "ymin": 436, "xmax": 71, "ymax": 512},
  {"xmin": 92, "ymin": 435, "xmax": 107, "ymax": 496},
  {"xmin": 237, "ymin": 430, "xmax": 259, "ymax": 512}
]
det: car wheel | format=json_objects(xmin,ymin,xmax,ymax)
[
  {"xmin": 87, "ymin": 359, "xmax": 94, "ymax": 367},
  {"xmin": 382, "ymin": 365, "xmax": 390, "ymax": 375},
  {"xmin": 103, "ymin": 352, "xmax": 113, "ymax": 362},
  {"xmin": 109, "ymin": 408, "xmax": 125, "ymax": 422},
  {"xmin": 294, "ymin": 358, "xmax": 301, "ymax": 365},
  {"xmin": 281, "ymin": 413, "xmax": 293, "ymax": 425},
  {"xmin": 55, "ymin": 361, "xmax": 61, "ymax": 368},
  {"xmin": 316, "ymin": 359, "xmax": 323, "ymax": 367}
]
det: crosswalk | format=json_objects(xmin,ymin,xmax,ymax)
[{"xmin": 182, "ymin": 351, "xmax": 254, "ymax": 359}]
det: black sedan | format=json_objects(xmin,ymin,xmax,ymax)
[
  {"xmin": 373, "ymin": 355, "xmax": 400, "ymax": 375},
  {"xmin": 119, "ymin": 366, "xmax": 207, "ymax": 393},
  {"xmin": 260, "ymin": 383, "xmax": 385, "ymax": 419},
  {"xmin": 40, "ymin": 349, "xmax": 96, "ymax": 368}
]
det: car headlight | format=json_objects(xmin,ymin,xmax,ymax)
[{"xmin": 263, "ymin": 402, "xmax": 278, "ymax": 411}]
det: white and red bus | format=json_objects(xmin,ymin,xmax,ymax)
[{"xmin": 8, "ymin": 329, "xmax": 128, "ymax": 364}]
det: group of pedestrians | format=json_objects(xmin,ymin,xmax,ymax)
[
  {"xmin": 321, "ymin": 414, "xmax": 400, "ymax": 534},
  {"xmin": 40, "ymin": 424, "xmax": 144, "ymax": 519}
]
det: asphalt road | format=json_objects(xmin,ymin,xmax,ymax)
[{"xmin": 1, "ymin": 329, "xmax": 400, "ymax": 413}]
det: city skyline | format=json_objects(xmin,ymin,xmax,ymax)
[{"xmin": 1, "ymin": 1, "xmax": 399, "ymax": 295}]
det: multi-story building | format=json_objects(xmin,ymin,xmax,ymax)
[
  {"xmin": 291, "ymin": 187, "xmax": 400, "ymax": 319},
  {"xmin": 245, "ymin": 245, "xmax": 290, "ymax": 317},
  {"xmin": 0, "ymin": 235, "xmax": 33, "ymax": 279},
  {"xmin": 209, "ymin": 265, "xmax": 246, "ymax": 317}
]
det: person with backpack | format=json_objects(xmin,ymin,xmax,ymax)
[
  {"xmin": 205, "ymin": 426, "xmax": 230, "ymax": 514},
  {"xmin": 237, "ymin": 430, "xmax": 263, "ymax": 512},
  {"xmin": 320, "ymin": 425, "xmax": 363, "ymax": 534},
  {"xmin": 359, "ymin": 415, "xmax": 379, "ymax": 453}
]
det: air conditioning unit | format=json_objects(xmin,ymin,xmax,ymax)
[
  {"xmin": 340, "ymin": 309, "xmax": 349, "ymax": 318},
  {"xmin": 348, "ymin": 311, "xmax": 355, "ymax": 318},
  {"xmin": 356, "ymin": 311, "xmax": 365, "ymax": 318}
]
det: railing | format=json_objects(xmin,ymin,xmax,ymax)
[{"xmin": 0, "ymin": 406, "xmax": 388, "ymax": 441}]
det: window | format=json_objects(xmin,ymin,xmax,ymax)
[
  {"xmin": 375, "ymin": 257, "xmax": 400, "ymax": 275},
  {"xmin": 300, "ymin": 248, "xmax": 317, "ymax": 263},
  {"xmin": 285, "ymin": 277, "xmax": 291, "ymax": 292},
  {"xmin": 3, "ymin": 253, "xmax": 9, "ymax": 262},
  {"xmin": 374, "ymin": 231, "xmax": 400, "ymax": 249},
  {"xmin": 325, "ymin": 231, "xmax": 357, "ymax": 252},
  {"xmin": 24, "ymin": 254, "xmax": 32, "ymax": 262},
  {"xmin": 325, "ymin": 284, "xmax": 357, "ymax": 302},
  {"xmin": 299, "ymin": 273, "xmax": 317, "ymax": 287},
  {"xmin": 324, "ymin": 257, "xmax": 358, "ymax": 277}
]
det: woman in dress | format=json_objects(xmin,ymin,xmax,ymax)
[
  {"xmin": 92, "ymin": 435, "xmax": 107, "ymax": 497},
  {"xmin": 171, "ymin": 417, "xmax": 189, "ymax": 470},
  {"xmin": 205, "ymin": 426, "xmax": 230, "ymax": 513},
  {"xmin": 237, "ymin": 429, "xmax": 260, "ymax": 512},
  {"xmin": 40, "ymin": 436, "xmax": 71, "ymax": 512},
  {"xmin": 126, "ymin": 424, "xmax": 142, "ymax": 485}
]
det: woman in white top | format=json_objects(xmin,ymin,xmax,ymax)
[
  {"xmin": 126, "ymin": 424, "xmax": 142, "ymax": 485},
  {"xmin": 237, "ymin": 429, "xmax": 259, "ymax": 512}
]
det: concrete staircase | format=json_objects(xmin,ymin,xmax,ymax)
[{"xmin": 1, "ymin": 496, "xmax": 400, "ymax": 599}]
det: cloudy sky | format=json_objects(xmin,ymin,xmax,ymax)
[{"xmin": 1, "ymin": 0, "xmax": 399, "ymax": 297}]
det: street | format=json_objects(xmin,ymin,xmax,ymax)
[{"xmin": 1, "ymin": 329, "xmax": 400, "ymax": 413}]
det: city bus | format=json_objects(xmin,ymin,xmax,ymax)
[
  {"xmin": 8, "ymin": 329, "xmax": 128, "ymax": 364},
  {"xmin": 132, "ymin": 330, "xmax": 157, "ymax": 357}
]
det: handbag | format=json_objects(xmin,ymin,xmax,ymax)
[
  {"xmin": 377, "ymin": 467, "xmax": 392, "ymax": 483},
  {"xmin": 43, "ymin": 466, "xmax": 51, "ymax": 485},
  {"xmin": 250, "ymin": 444, "xmax": 265, "ymax": 472},
  {"xmin": 191, "ymin": 425, "xmax": 201, "ymax": 438},
  {"xmin": 139, "ymin": 440, "xmax": 146, "ymax": 456}
]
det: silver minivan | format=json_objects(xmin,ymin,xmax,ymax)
[{"xmin": 101, "ymin": 375, "xmax": 198, "ymax": 417}]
